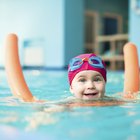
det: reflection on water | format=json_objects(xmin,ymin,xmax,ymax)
[{"xmin": 0, "ymin": 70, "xmax": 140, "ymax": 140}]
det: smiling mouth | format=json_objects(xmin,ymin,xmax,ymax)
[
  {"xmin": 84, "ymin": 92, "xmax": 98, "ymax": 96},
  {"xmin": 83, "ymin": 92, "xmax": 99, "ymax": 99}
]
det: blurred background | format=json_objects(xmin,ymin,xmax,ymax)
[{"xmin": 0, "ymin": 0, "xmax": 139, "ymax": 70}]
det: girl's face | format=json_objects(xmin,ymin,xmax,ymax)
[{"xmin": 70, "ymin": 70, "xmax": 106, "ymax": 100}]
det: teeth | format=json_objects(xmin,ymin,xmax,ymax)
[{"xmin": 84, "ymin": 93, "xmax": 97, "ymax": 95}]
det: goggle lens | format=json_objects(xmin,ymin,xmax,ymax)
[
  {"xmin": 68, "ymin": 56, "xmax": 105, "ymax": 72},
  {"xmin": 73, "ymin": 60, "xmax": 82, "ymax": 66},
  {"xmin": 90, "ymin": 58, "xmax": 100, "ymax": 64}
]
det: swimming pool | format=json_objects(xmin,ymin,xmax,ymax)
[{"xmin": 0, "ymin": 70, "xmax": 140, "ymax": 140}]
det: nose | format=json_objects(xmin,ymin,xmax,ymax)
[{"xmin": 87, "ymin": 81, "xmax": 95, "ymax": 89}]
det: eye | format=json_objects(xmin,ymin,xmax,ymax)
[
  {"xmin": 78, "ymin": 78, "xmax": 86, "ymax": 82},
  {"xmin": 94, "ymin": 76, "xmax": 102, "ymax": 82}
]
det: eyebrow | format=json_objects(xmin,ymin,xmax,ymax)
[
  {"xmin": 94, "ymin": 74, "xmax": 102, "ymax": 77},
  {"xmin": 77, "ymin": 75, "xmax": 86, "ymax": 78}
]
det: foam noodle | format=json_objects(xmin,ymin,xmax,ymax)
[
  {"xmin": 5, "ymin": 34, "xmax": 34, "ymax": 102},
  {"xmin": 123, "ymin": 42, "xmax": 140, "ymax": 93}
]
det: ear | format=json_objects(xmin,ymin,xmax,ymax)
[{"xmin": 69, "ymin": 86, "xmax": 74, "ymax": 94}]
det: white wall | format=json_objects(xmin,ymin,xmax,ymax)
[{"xmin": 0, "ymin": 0, "xmax": 65, "ymax": 68}]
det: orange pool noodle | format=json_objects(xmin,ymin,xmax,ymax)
[
  {"xmin": 123, "ymin": 42, "xmax": 140, "ymax": 93},
  {"xmin": 5, "ymin": 34, "xmax": 34, "ymax": 102}
]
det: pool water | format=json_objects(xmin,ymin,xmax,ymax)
[{"xmin": 0, "ymin": 70, "xmax": 140, "ymax": 140}]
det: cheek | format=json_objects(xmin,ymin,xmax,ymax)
[
  {"xmin": 72, "ymin": 85, "xmax": 80, "ymax": 92},
  {"xmin": 96, "ymin": 83, "xmax": 105, "ymax": 91},
  {"xmin": 70, "ymin": 84, "xmax": 78, "ymax": 94},
  {"xmin": 70, "ymin": 84, "xmax": 83, "ymax": 95}
]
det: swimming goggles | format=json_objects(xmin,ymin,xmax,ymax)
[{"xmin": 68, "ymin": 56, "xmax": 105, "ymax": 72}]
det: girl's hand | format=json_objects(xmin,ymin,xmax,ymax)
[{"xmin": 123, "ymin": 91, "xmax": 138, "ymax": 99}]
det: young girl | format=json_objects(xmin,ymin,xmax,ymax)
[
  {"xmin": 5, "ymin": 34, "xmax": 140, "ymax": 106},
  {"xmin": 68, "ymin": 53, "xmax": 106, "ymax": 100}
]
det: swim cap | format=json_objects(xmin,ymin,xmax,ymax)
[{"xmin": 68, "ymin": 53, "xmax": 107, "ymax": 85}]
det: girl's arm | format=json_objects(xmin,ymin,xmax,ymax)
[{"xmin": 5, "ymin": 34, "xmax": 35, "ymax": 102}]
